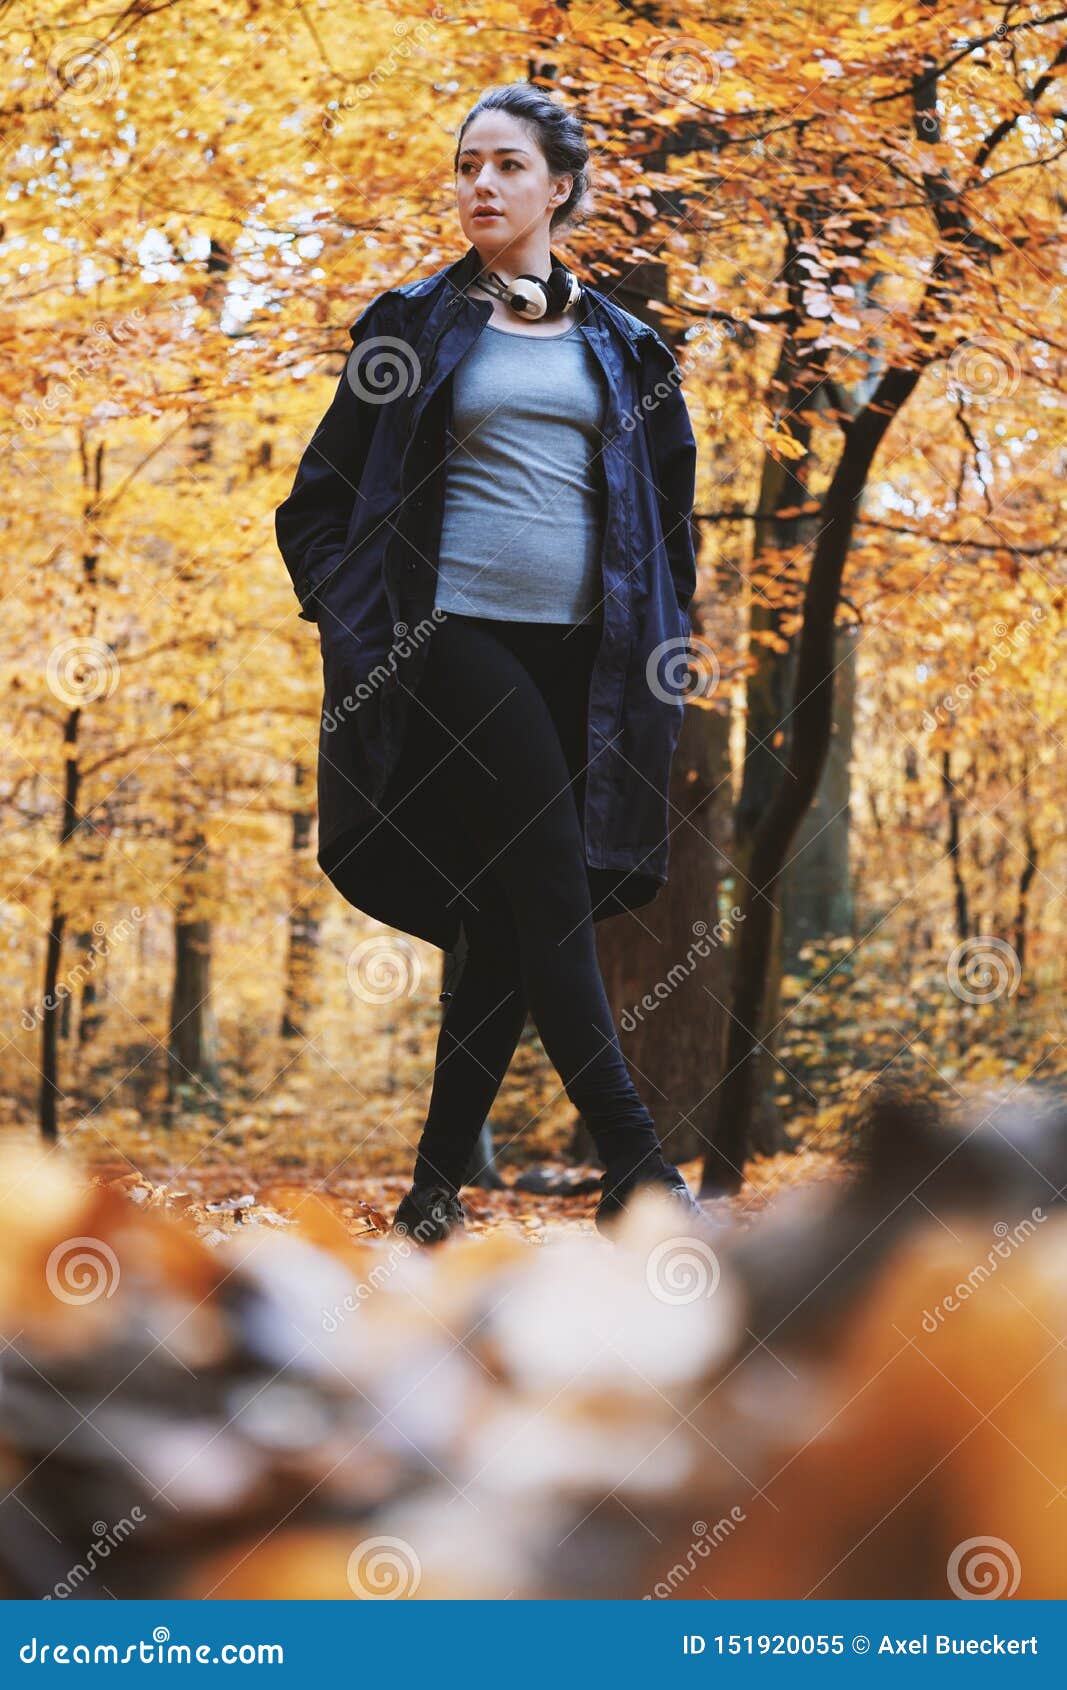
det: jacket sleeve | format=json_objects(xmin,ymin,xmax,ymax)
[
  {"xmin": 274, "ymin": 292, "xmax": 393, "ymax": 622},
  {"xmin": 638, "ymin": 334, "xmax": 698, "ymax": 618}
]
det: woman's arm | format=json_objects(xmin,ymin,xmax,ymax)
[
  {"xmin": 638, "ymin": 334, "xmax": 698, "ymax": 618},
  {"xmin": 274, "ymin": 293, "xmax": 393, "ymax": 622}
]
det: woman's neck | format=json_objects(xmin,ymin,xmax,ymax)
[{"xmin": 472, "ymin": 239, "xmax": 553, "ymax": 287}]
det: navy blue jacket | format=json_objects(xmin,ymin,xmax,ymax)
[{"xmin": 275, "ymin": 242, "xmax": 698, "ymax": 951}]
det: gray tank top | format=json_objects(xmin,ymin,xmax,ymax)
[{"xmin": 433, "ymin": 320, "xmax": 608, "ymax": 624}]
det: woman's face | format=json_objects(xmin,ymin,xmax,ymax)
[{"xmin": 455, "ymin": 110, "xmax": 572, "ymax": 257}]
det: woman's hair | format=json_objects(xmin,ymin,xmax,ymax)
[{"xmin": 453, "ymin": 81, "xmax": 592, "ymax": 234}]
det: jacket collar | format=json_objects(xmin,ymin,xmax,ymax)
[{"xmin": 419, "ymin": 243, "xmax": 650, "ymax": 362}]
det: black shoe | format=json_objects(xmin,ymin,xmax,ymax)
[
  {"xmin": 595, "ymin": 1158, "xmax": 710, "ymax": 1237},
  {"xmin": 392, "ymin": 1182, "xmax": 467, "ymax": 1246}
]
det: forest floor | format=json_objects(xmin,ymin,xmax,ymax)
[
  {"xmin": 56, "ymin": 1125, "xmax": 851, "ymax": 1248},
  {"xmin": 0, "ymin": 1069, "xmax": 857, "ymax": 1248}
]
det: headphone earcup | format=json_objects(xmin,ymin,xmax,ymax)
[
  {"xmin": 543, "ymin": 263, "xmax": 581, "ymax": 316},
  {"xmin": 506, "ymin": 275, "xmax": 550, "ymax": 319},
  {"xmin": 510, "ymin": 264, "xmax": 581, "ymax": 319}
]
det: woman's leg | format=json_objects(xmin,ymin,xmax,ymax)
[
  {"xmin": 411, "ymin": 868, "xmax": 528, "ymax": 1193},
  {"xmin": 409, "ymin": 612, "xmax": 666, "ymax": 1187}
]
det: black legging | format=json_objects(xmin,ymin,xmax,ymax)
[{"xmin": 401, "ymin": 610, "xmax": 667, "ymax": 1195}]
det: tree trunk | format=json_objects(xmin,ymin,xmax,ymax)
[
  {"xmin": 168, "ymin": 915, "xmax": 220, "ymax": 1105},
  {"xmin": 166, "ymin": 236, "xmax": 230, "ymax": 1111},
  {"xmin": 39, "ymin": 435, "xmax": 104, "ymax": 1138},
  {"xmin": 280, "ymin": 760, "xmax": 321, "ymax": 1040},
  {"xmin": 40, "ymin": 712, "xmax": 82, "ymax": 1140},
  {"xmin": 943, "ymin": 748, "xmax": 970, "ymax": 943},
  {"xmin": 781, "ymin": 623, "xmax": 858, "ymax": 967},
  {"xmin": 701, "ymin": 363, "xmax": 925, "ymax": 1195},
  {"xmin": 730, "ymin": 327, "xmax": 822, "ymax": 1158},
  {"xmin": 1014, "ymin": 756, "xmax": 1037, "ymax": 978},
  {"xmin": 599, "ymin": 701, "xmax": 732, "ymax": 1164}
]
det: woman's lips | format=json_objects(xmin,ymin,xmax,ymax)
[{"xmin": 474, "ymin": 210, "xmax": 503, "ymax": 219}]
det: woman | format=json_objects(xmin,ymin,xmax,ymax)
[{"xmin": 275, "ymin": 81, "xmax": 707, "ymax": 1244}]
